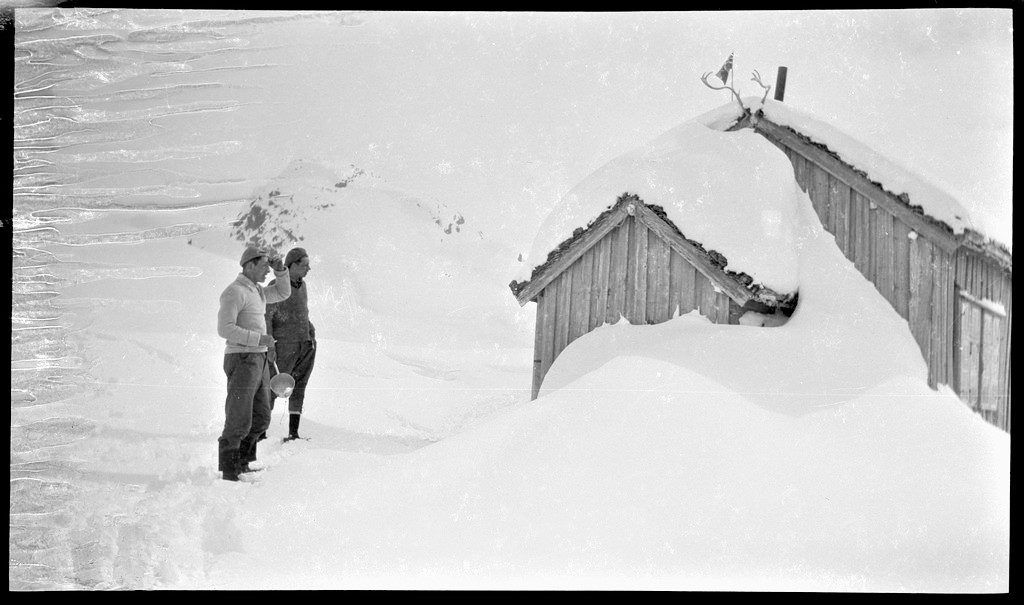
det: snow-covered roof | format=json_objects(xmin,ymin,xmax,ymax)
[
  {"xmin": 755, "ymin": 99, "xmax": 980, "ymax": 239},
  {"xmin": 757, "ymin": 99, "xmax": 1012, "ymax": 268},
  {"xmin": 518, "ymin": 97, "xmax": 1010, "ymax": 293},
  {"xmin": 515, "ymin": 107, "xmax": 804, "ymax": 296}
]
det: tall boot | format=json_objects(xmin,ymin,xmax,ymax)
[
  {"xmin": 220, "ymin": 448, "xmax": 240, "ymax": 482},
  {"xmin": 237, "ymin": 437, "xmax": 258, "ymax": 474},
  {"xmin": 285, "ymin": 413, "xmax": 301, "ymax": 441}
]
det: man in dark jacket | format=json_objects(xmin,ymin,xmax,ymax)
[
  {"xmin": 217, "ymin": 246, "xmax": 289, "ymax": 481},
  {"xmin": 266, "ymin": 247, "xmax": 317, "ymax": 441}
]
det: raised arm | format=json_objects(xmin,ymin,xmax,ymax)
[{"xmin": 266, "ymin": 267, "xmax": 291, "ymax": 304}]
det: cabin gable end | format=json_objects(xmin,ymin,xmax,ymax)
[{"xmin": 518, "ymin": 193, "xmax": 797, "ymax": 399}]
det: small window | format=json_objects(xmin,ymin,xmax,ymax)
[{"xmin": 958, "ymin": 291, "xmax": 1007, "ymax": 416}]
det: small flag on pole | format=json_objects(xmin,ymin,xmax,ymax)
[{"xmin": 716, "ymin": 53, "xmax": 733, "ymax": 84}]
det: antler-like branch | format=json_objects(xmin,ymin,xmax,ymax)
[
  {"xmin": 700, "ymin": 72, "xmax": 744, "ymax": 111},
  {"xmin": 751, "ymin": 70, "xmax": 772, "ymax": 103}
]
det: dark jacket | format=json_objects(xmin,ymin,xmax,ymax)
[{"xmin": 265, "ymin": 278, "xmax": 315, "ymax": 343}]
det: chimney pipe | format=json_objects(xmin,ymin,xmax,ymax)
[{"xmin": 774, "ymin": 66, "xmax": 788, "ymax": 102}]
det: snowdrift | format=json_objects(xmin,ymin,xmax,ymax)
[{"xmin": 191, "ymin": 147, "xmax": 1010, "ymax": 591}]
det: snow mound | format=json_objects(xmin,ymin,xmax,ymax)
[
  {"xmin": 517, "ymin": 119, "xmax": 802, "ymax": 295},
  {"xmin": 181, "ymin": 158, "xmax": 529, "ymax": 348},
  {"xmin": 230, "ymin": 158, "xmax": 477, "ymax": 254},
  {"xmin": 200, "ymin": 160, "xmax": 1008, "ymax": 591}
]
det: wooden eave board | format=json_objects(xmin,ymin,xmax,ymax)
[
  {"xmin": 633, "ymin": 202, "xmax": 756, "ymax": 307},
  {"xmin": 960, "ymin": 231, "xmax": 1012, "ymax": 274},
  {"xmin": 514, "ymin": 204, "xmax": 629, "ymax": 306},
  {"xmin": 516, "ymin": 197, "xmax": 775, "ymax": 308}
]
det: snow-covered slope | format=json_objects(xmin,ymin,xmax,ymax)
[
  {"xmin": 11, "ymin": 9, "xmax": 1010, "ymax": 593},
  {"xmin": 200, "ymin": 188, "xmax": 1009, "ymax": 591},
  {"xmin": 226, "ymin": 158, "xmax": 475, "ymax": 252},
  {"xmin": 188, "ymin": 158, "xmax": 531, "ymax": 349},
  {"xmin": 14, "ymin": 146, "xmax": 1008, "ymax": 591}
]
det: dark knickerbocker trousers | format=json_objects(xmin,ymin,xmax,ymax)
[{"xmin": 274, "ymin": 340, "xmax": 317, "ymax": 414}]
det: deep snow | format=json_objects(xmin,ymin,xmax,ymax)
[
  {"xmin": 11, "ymin": 8, "xmax": 1011, "ymax": 593},
  {"xmin": 18, "ymin": 138, "xmax": 1009, "ymax": 592}
]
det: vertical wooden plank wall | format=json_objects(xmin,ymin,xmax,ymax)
[
  {"xmin": 851, "ymin": 192, "xmax": 872, "ymax": 278},
  {"xmin": 553, "ymin": 269, "xmax": 572, "ymax": 368},
  {"xmin": 829, "ymin": 175, "xmax": 851, "ymax": 257},
  {"xmin": 892, "ymin": 222, "xmax": 912, "ymax": 319},
  {"xmin": 873, "ymin": 207, "xmax": 895, "ymax": 308},
  {"xmin": 908, "ymin": 235, "xmax": 934, "ymax": 383},
  {"xmin": 606, "ymin": 219, "xmax": 630, "ymax": 325},
  {"xmin": 531, "ymin": 290, "xmax": 546, "ymax": 399},
  {"xmin": 627, "ymin": 216, "xmax": 648, "ymax": 325},
  {"xmin": 531, "ymin": 214, "xmax": 739, "ymax": 398},
  {"xmin": 810, "ymin": 164, "xmax": 830, "ymax": 230},
  {"xmin": 958, "ymin": 302, "xmax": 981, "ymax": 405},
  {"xmin": 982, "ymin": 314, "xmax": 1001, "ymax": 411},
  {"xmin": 783, "ymin": 146, "xmax": 958, "ymax": 391},
  {"xmin": 647, "ymin": 231, "xmax": 672, "ymax": 323},
  {"xmin": 955, "ymin": 250, "xmax": 1013, "ymax": 432},
  {"xmin": 589, "ymin": 236, "xmax": 611, "ymax": 332},
  {"xmin": 780, "ymin": 139, "xmax": 1012, "ymax": 433},
  {"xmin": 532, "ymin": 280, "xmax": 558, "ymax": 399},
  {"xmin": 932, "ymin": 247, "xmax": 955, "ymax": 388},
  {"xmin": 569, "ymin": 248, "xmax": 592, "ymax": 344},
  {"xmin": 667, "ymin": 247, "xmax": 685, "ymax": 320},
  {"xmin": 998, "ymin": 267, "xmax": 1012, "ymax": 433}
]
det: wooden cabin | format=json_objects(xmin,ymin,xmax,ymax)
[
  {"xmin": 509, "ymin": 193, "xmax": 797, "ymax": 401},
  {"xmin": 511, "ymin": 106, "xmax": 1010, "ymax": 434},
  {"xmin": 748, "ymin": 112, "xmax": 1012, "ymax": 433}
]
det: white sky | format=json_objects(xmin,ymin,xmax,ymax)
[
  {"xmin": 22, "ymin": 9, "xmax": 1007, "ymax": 250},
  {"xmin": 245, "ymin": 10, "xmax": 1014, "ymax": 249}
]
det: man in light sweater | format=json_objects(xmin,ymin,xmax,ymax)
[
  {"xmin": 216, "ymin": 246, "xmax": 290, "ymax": 481},
  {"xmin": 266, "ymin": 247, "xmax": 317, "ymax": 441}
]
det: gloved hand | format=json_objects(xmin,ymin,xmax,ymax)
[
  {"xmin": 258, "ymin": 334, "xmax": 275, "ymax": 347},
  {"xmin": 269, "ymin": 255, "xmax": 286, "ymax": 272}
]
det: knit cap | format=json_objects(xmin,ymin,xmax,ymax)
[
  {"xmin": 285, "ymin": 247, "xmax": 308, "ymax": 267},
  {"xmin": 239, "ymin": 246, "xmax": 266, "ymax": 267}
]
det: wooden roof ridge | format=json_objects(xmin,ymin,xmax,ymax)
[
  {"xmin": 751, "ymin": 112, "xmax": 1012, "ymax": 272},
  {"xmin": 509, "ymin": 193, "xmax": 797, "ymax": 309}
]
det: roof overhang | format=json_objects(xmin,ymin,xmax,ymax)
[
  {"xmin": 752, "ymin": 114, "xmax": 961, "ymax": 255},
  {"xmin": 752, "ymin": 113, "xmax": 1011, "ymax": 273},
  {"xmin": 509, "ymin": 193, "xmax": 796, "ymax": 310}
]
